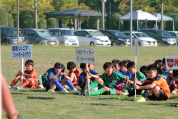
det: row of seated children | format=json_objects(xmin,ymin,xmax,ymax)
[
  {"xmin": 8, "ymin": 60, "xmax": 81, "ymax": 94},
  {"xmin": 8, "ymin": 58, "xmax": 175, "ymax": 102},
  {"xmin": 83, "ymin": 60, "xmax": 171, "ymax": 102}
]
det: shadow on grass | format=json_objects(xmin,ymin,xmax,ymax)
[
  {"xmin": 27, "ymin": 96, "xmax": 54, "ymax": 100},
  {"xmin": 31, "ymin": 90, "xmax": 46, "ymax": 92},
  {"xmin": 81, "ymin": 102, "xmax": 124, "ymax": 107},
  {"xmin": 98, "ymin": 97, "xmax": 117, "ymax": 100},
  {"xmin": 12, "ymin": 92, "xmax": 28, "ymax": 95}
]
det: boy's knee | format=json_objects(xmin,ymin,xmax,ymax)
[
  {"xmin": 103, "ymin": 87, "xmax": 110, "ymax": 92},
  {"xmin": 96, "ymin": 78, "xmax": 103, "ymax": 85}
]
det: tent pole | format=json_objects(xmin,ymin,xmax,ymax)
[
  {"xmin": 173, "ymin": 20, "xmax": 175, "ymax": 31},
  {"xmin": 137, "ymin": 20, "xmax": 138, "ymax": 30},
  {"xmin": 74, "ymin": 16, "xmax": 77, "ymax": 30}
]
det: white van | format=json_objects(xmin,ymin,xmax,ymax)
[
  {"xmin": 48, "ymin": 28, "xmax": 79, "ymax": 46},
  {"xmin": 122, "ymin": 31, "xmax": 157, "ymax": 46},
  {"xmin": 74, "ymin": 29, "xmax": 111, "ymax": 46}
]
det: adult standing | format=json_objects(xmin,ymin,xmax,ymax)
[
  {"xmin": 143, "ymin": 19, "xmax": 148, "ymax": 29},
  {"xmin": 157, "ymin": 20, "xmax": 161, "ymax": 29}
]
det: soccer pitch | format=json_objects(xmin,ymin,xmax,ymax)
[{"xmin": 1, "ymin": 45, "xmax": 178, "ymax": 119}]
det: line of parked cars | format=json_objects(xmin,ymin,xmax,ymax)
[{"xmin": 1, "ymin": 26, "xmax": 177, "ymax": 46}]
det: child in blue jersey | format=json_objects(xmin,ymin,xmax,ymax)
[
  {"xmin": 46, "ymin": 62, "xmax": 80, "ymax": 94},
  {"xmin": 116, "ymin": 60, "xmax": 132, "ymax": 94},
  {"xmin": 83, "ymin": 62, "xmax": 129, "ymax": 96},
  {"xmin": 78, "ymin": 63, "xmax": 100, "ymax": 90}
]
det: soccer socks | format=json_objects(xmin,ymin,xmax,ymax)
[
  {"xmin": 10, "ymin": 78, "xmax": 19, "ymax": 86},
  {"xmin": 38, "ymin": 75, "xmax": 43, "ymax": 85},
  {"xmin": 65, "ymin": 80, "xmax": 75, "ymax": 90},
  {"xmin": 143, "ymin": 89, "xmax": 153, "ymax": 98},
  {"xmin": 84, "ymin": 80, "xmax": 99, "ymax": 92},
  {"xmin": 89, "ymin": 88, "xmax": 105, "ymax": 96},
  {"xmin": 54, "ymin": 80, "xmax": 64, "ymax": 90}
]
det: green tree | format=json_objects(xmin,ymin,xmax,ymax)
[
  {"xmin": 52, "ymin": 0, "xmax": 78, "ymax": 11},
  {"xmin": 47, "ymin": 17, "xmax": 56, "ymax": 28},
  {"xmin": 19, "ymin": 10, "xmax": 34, "ymax": 29},
  {"xmin": 0, "ymin": 8, "xmax": 8, "ymax": 26},
  {"xmin": 8, "ymin": 14, "xmax": 14, "ymax": 27},
  {"xmin": 38, "ymin": 18, "xmax": 47, "ymax": 29}
]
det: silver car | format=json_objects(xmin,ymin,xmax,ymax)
[{"xmin": 21, "ymin": 28, "xmax": 59, "ymax": 45}]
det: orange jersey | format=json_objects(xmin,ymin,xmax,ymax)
[
  {"xmin": 74, "ymin": 69, "xmax": 81, "ymax": 79},
  {"xmin": 22, "ymin": 69, "xmax": 39, "ymax": 88},
  {"xmin": 153, "ymin": 77, "xmax": 171, "ymax": 98}
]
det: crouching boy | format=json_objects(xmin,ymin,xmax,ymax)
[
  {"xmin": 134, "ymin": 64, "xmax": 171, "ymax": 102},
  {"xmin": 84, "ymin": 62, "xmax": 129, "ymax": 96}
]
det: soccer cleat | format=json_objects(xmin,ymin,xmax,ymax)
[
  {"xmin": 16, "ymin": 86, "xmax": 23, "ymax": 89},
  {"xmin": 120, "ymin": 92, "xmax": 129, "ymax": 95},
  {"xmin": 136, "ymin": 96, "xmax": 146, "ymax": 102},
  {"xmin": 8, "ymin": 85, "xmax": 13, "ymax": 89},
  {"xmin": 72, "ymin": 89, "xmax": 81, "ymax": 94},
  {"xmin": 83, "ymin": 91, "xmax": 89, "ymax": 96},
  {"xmin": 38, "ymin": 85, "xmax": 44, "ymax": 89},
  {"xmin": 172, "ymin": 89, "xmax": 177, "ymax": 94},
  {"xmin": 61, "ymin": 88, "xmax": 69, "ymax": 93},
  {"xmin": 47, "ymin": 89, "xmax": 55, "ymax": 92}
]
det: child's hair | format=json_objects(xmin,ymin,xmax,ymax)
[
  {"xmin": 154, "ymin": 59, "xmax": 163, "ymax": 68},
  {"xmin": 25, "ymin": 60, "xmax": 34, "ymax": 66},
  {"xmin": 146, "ymin": 64, "xmax": 157, "ymax": 71},
  {"xmin": 140, "ymin": 65, "xmax": 147, "ymax": 76},
  {"xmin": 112, "ymin": 59, "xmax": 120, "ymax": 64},
  {"xmin": 162, "ymin": 58, "xmax": 165, "ymax": 64},
  {"xmin": 103, "ymin": 62, "xmax": 113, "ymax": 69},
  {"xmin": 80, "ymin": 63, "xmax": 86, "ymax": 69},
  {"xmin": 67, "ymin": 61, "xmax": 76, "ymax": 70},
  {"xmin": 120, "ymin": 60, "xmax": 129, "ymax": 67},
  {"xmin": 126, "ymin": 61, "xmax": 135, "ymax": 69},
  {"xmin": 53, "ymin": 62, "xmax": 65, "ymax": 72}
]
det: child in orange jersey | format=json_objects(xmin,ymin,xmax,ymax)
[
  {"xmin": 67, "ymin": 61, "xmax": 81, "ymax": 87},
  {"xmin": 8, "ymin": 60, "xmax": 38, "ymax": 89},
  {"xmin": 134, "ymin": 64, "xmax": 171, "ymax": 102}
]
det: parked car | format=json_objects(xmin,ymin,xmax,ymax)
[
  {"xmin": 21, "ymin": 28, "xmax": 59, "ymax": 45},
  {"xmin": 100, "ymin": 30, "xmax": 130, "ymax": 46},
  {"xmin": 48, "ymin": 28, "xmax": 79, "ymax": 46},
  {"xmin": 138, "ymin": 29, "xmax": 176, "ymax": 45},
  {"xmin": 168, "ymin": 31, "xmax": 178, "ymax": 44},
  {"xmin": 74, "ymin": 29, "xmax": 111, "ymax": 46},
  {"xmin": 0, "ymin": 26, "xmax": 24, "ymax": 44},
  {"xmin": 122, "ymin": 31, "xmax": 157, "ymax": 46}
]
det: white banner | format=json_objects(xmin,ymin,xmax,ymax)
[
  {"xmin": 165, "ymin": 57, "xmax": 178, "ymax": 70},
  {"xmin": 11, "ymin": 44, "xmax": 32, "ymax": 59},
  {"xmin": 75, "ymin": 47, "xmax": 95, "ymax": 64}
]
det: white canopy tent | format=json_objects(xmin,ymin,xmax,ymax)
[{"xmin": 119, "ymin": 10, "xmax": 159, "ymax": 30}]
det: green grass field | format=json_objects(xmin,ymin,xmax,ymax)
[{"xmin": 1, "ymin": 45, "xmax": 178, "ymax": 119}]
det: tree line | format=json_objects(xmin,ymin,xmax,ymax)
[{"xmin": 1, "ymin": 0, "xmax": 178, "ymax": 31}]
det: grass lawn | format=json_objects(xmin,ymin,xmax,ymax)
[{"xmin": 1, "ymin": 45, "xmax": 178, "ymax": 119}]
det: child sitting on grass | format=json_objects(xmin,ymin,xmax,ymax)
[
  {"xmin": 67, "ymin": 61, "xmax": 81, "ymax": 87},
  {"xmin": 78, "ymin": 63, "xmax": 100, "ymax": 90},
  {"xmin": 134, "ymin": 64, "xmax": 171, "ymax": 102},
  {"xmin": 46, "ymin": 62, "xmax": 80, "ymax": 94},
  {"xmin": 83, "ymin": 62, "xmax": 129, "ymax": 96},
  {"xmin": 8, "ymin": 60, "xmax": 39, "ymax": 89},
  {"xmin": 126, "ymin": 61, "xmax": 146, "ymax": 97}
]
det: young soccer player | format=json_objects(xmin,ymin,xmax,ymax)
[
  {"xmin": 83, "ymin": 62, "xmax": 129, "ymax": 96},
  {"xmin": 67, "ymin": 61, "xmax": 81, "ymax": 87},
  {"xmin": 8, "ymin": 60, "xmax": 39, "ymax": 89},
  {"xmin": 126, "ymin": 61, "xmax": 146, "ymax": 96},
  {"xmin": 134, "ymin": 64, "xmax": 171, "ymax": 102},
  {"xmin": 78, "ymin": 63, "xmax": 100, "ymax": 90},
  {"xmin": 46, "ymin": 62, "xmax": 80, "ymax": 94}
]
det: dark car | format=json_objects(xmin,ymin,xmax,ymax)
[
  {"xmin": 0, "ymin": 26, "xmax": 24, "ymax": 44},
  {"xmin": 138, "ymin": 29, "xmax": 176, "ymax": 45},
  {"xmin": 21, "ymin": 28, "xmax": 59, "ymax": 45},
  {"xmin": 100, "ymin": 30, "xmax": 130, "ymax": 46}
]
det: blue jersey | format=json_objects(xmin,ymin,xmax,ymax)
[
  {"xmin": 78, "ymin": 69, "xmax": 99, "ymax": 86},
  {"xmin": 47, "ymin": 71, "xmax": 64, "ymax": 85},
  {"xmin": 116, "ymin": 70, "xmax": 132, "ymax": 79}
]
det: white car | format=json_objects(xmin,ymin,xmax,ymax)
[
  {"xmin": 48, "ymin": 28, "xmax": 79, "ymax": 46},
  {"xmin": 122, "ymin": 31, "xmax": 157, "ymax": 46},
  {"xmin": 74, "ymin": 29, "xmax": 111, "ymax": 46},
  {"xmin": 168, "ymin": 31, "xmax": 178, "ymax": 44}
]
